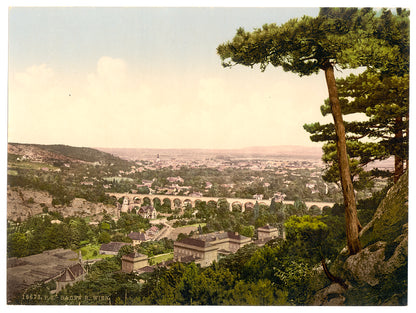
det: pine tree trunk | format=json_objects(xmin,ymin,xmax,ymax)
[
  {"xmin": 394, "ymin": 116, "xmax": 404, "ymax": 183},
  {"xmin": 394, "ymin": 155, "xmax": 404, "ymax": 183},
  {"xmin": 322, "ymin": 61, "xmax": 361, "ymax": 255}
]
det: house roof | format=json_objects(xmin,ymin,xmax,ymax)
[
  {"xmin": 139, "ymin": 206, "xmax": 156, "ymax": 213},
  {"xmin": 226, "ymin": 231, "xmax": 249, "ymax": 240},
  {"xmin": 149, "ymin": 226, "xmax": 159, "ymax": 232},
  {"xmin": 56, "ymin": 263, "xmax": 86, "ymax": 282},
  {"xmin": 122, "ymin": 252, "xmax": 148, "ymax": 260},
  {"xmin": 100, "ymin": 242, "xmax": 130, "ymax": 253},
  {"xmin": 176, "ymin": 237, "xmax": 211, "ymax": 248},
  {"xmin": 128, "ymin": 232, "xmax": 146, "ymax": 241}
]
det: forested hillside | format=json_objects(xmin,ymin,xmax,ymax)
[
  {"xmin": 8, "ymin": 143, "xmax": 130, "ymax": 166},
  {"xmin": 7, "ymin": 143, "xmax": 133, "ymax": 210}
]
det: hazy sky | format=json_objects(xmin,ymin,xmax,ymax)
[{"xmin": 8, "ymin": 6, "xmax": 351, "ymax": 149}]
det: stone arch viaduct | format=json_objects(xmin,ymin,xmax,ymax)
[{"xmin": 107, "ymin": 192, "xmax": 334, "ymax": 213}]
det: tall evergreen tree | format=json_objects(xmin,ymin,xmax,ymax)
[
  {"xmin": 304, "ymin": 9, "xmax": 409, "ymax": 185},
  {"xmin": 217, "ymin": 8, "xmax": 408, "ymax": 254}
]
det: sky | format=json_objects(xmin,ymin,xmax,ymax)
[
  {"xmin": 6, "ymin": 2, "xmax": 404, "ymax": 150},
  {"xmin": 7, "ymin": 5, "xmax": 335, "ymax": 150}
]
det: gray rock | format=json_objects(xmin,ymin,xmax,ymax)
[
  {"xmin": 344, "ymin": 241, "xmax": 387, "ymax": 286},
  {"xmin": 310, "ymin": 283, "xmax": 347, "ymax": 306}
]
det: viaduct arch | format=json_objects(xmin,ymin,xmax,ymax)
[{"xmin": 107, "ymin": 192, "xmax": 334, "ymax": 213}]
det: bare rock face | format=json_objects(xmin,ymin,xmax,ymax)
[
  {"xmin": 61, "ymin": 198, "xmax": 118, "ymax": 218},
  {"xmin": 7, "ymin": 187, "xmax": 53, "ymax": 220},
  {"xmin": 7, "ymin": 186, "xmax": 118, "ymax": 221}
]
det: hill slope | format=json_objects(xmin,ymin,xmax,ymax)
[{"xmin": 8, "ymin": 143, "xmax": 130, "ymax": 166}]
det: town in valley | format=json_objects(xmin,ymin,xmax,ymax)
[{"xmin": 6, "ymin": 143, "xmax": 391, "ymax": 304}]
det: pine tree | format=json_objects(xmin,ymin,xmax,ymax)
[
  {"xmin": 217, "ymin": 8, "xmax": 408, "ymax": 254},
  {"xmin": 304, "ymin": 9, "xmax": 409, "ymax": 185}
]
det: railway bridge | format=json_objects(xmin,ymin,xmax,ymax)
[{"xmin": 107, "ymin": 192, "xmax": 334, "ymax": 213}]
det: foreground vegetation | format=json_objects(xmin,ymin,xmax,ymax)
[{"xmin": 11, "ymin": 184, "xmax": 395, "ymax": 305}]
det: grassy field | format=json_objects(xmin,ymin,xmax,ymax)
[
  {"xmin": 7, "ymin": 169, "xmax": 18, "ymax": 176},
  {"xmin": 151, "ymin": 252, "xmax": 173, "ymax": 264},
  {"xmin": 77, "ymin": 244, "xmax": 114, "ymax": 260},
  {"xmin": 9, "ymin": 161, "xmax": 60, "ymax": 172}
]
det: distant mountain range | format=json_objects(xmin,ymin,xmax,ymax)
[{"xmin": 97, "ymin": 145, "xmax": 323, "ymax": 161}]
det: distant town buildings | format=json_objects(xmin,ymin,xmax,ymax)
[
  {"xmin": 273, "ymin": 192, "xmax": 287, "ymax": 202},
  {"xmin": 253, "ymin": 194, "xmax": 264, "ymax": 201},
  {"xmin": 167, "ymin": 176, "xmax": 184, "ymax": 184}
]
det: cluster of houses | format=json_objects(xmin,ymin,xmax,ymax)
[
  {"xmin": 99, "ymin": 226, "xmax": 161, "ymax": 255},
  {"xmin": 134, "ymin": 176, "xmax": 198, "ymax": 197},
  {"xmin": 134, "ymin": 154, "xmax": 322, "ymax": 173},
  {"xmin": 131, "ymin": 175, "xmax": 285, "ymax": 200}
]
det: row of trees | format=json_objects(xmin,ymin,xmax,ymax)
[
  {"xmin": 7, "ymin": 211, "xmax": 152, "ymax": 258},
  {"xmin": 7, "ymin": 170, "xmax": 117, "ymax": 206},
  {"xmin": 7, "ymin": 214, "xmax": 94, "ymax": 257}
]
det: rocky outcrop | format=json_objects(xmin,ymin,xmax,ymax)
[
  {"xmin": 63, "ymin": 197, "xmax": 118, "ymax": 218},
  {"xmin": 7, "ymin": 186, "xmax": 117, "ymax": 221},
  {"xmin": 312, "ymin": 171, "xmax": 408, "ymax": 305},
  {"xmin": 7, "ymin": 187, "xmax": 53, "ymax": 220}
]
